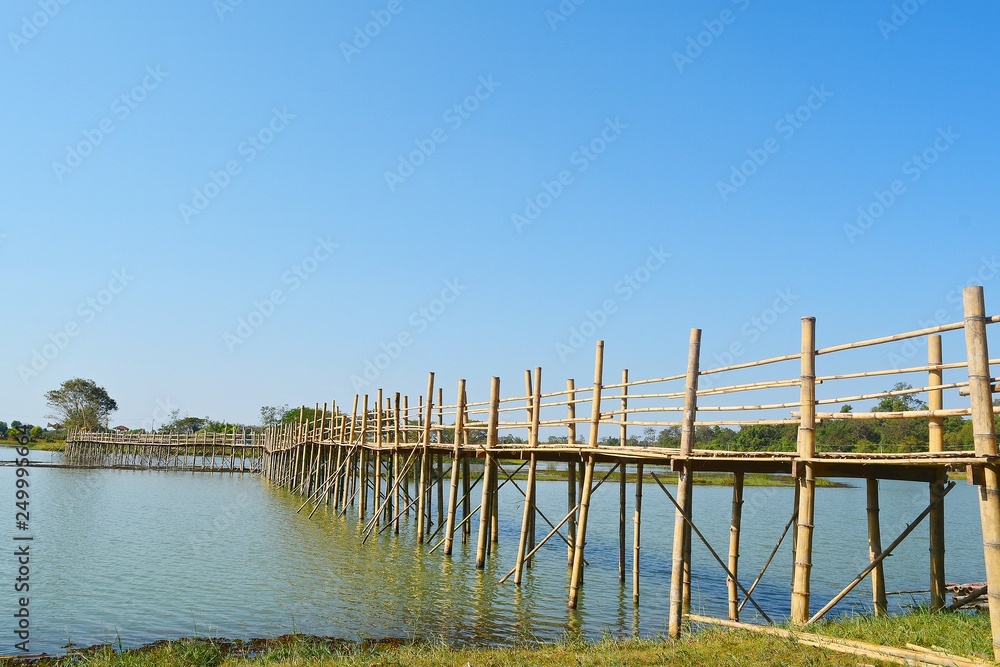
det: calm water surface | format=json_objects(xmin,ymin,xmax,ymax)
[{"xmin": 0, "ymin": 447, "xmax": 987, "ymax": 654}]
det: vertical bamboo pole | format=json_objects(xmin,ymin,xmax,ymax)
[
  {"xmin": 515, "ymin": 367, "xmax": 542, "ymax": 584},
  {"xmin": 619, "ymin": 368, "xmax": 628, "ymax": 583},
  {"xmin": 633, "ymin": 461, "xmax": 643, "ymax": 604},
  {"xmin": 393, "ymin": 392, "xmax": 402, "ymax": 534},
  {"xmin": 727, "ymin": 471, "xmax": 744, "ymax": 621},
  {"xmin": 359, "ymin": 394, "xmax": 370, "ymax": 520},
  {"xmin": 374, "ymin": 391, "xmax": 383, "ymax": 527},
  {"xmin": 928, "ymin": 334, "xmax": 947, "ymax": 610},
  {"xmin": 963, "ymin": 286, "xmax": 1000, "ymax": 660},
  {"xmin": 437, "ymin": 387, "xmax": 445, "ymax": 530},
  {"xmin": 403, "ymin": 395, "xmax": 411, "ymax": 519},
  {"xmin": 383, "ymin": 397, "xmax": 393, "ymax": 520},
  {"xmin": 462, "ymin": 385, "xmax": 471, "ymax": 543},
  {"xmin": 445, "ymin": 379, "xmax": 466, "ymax": 556},
  {"xmin": 669, "ymin": 328, "xmax": 701, "ymax": 639},
  {"xmin": 476, "ymin": 377, "xmax": 501, "ymax": 569},
  {"xmin": 417, "ymin": 375, "xmax": 434, "ymax": 543},
  {"xmin": 866, "ymin": 477, "xmax": 888, "ymax": 615},
  {"xmin": 791, "ymin": 317, "xmax": 817, "ymax": 624},
  {"xmin": 569, "ymin": 340, "xmax": 604, "ymax": 609},
  {"xmin": 342, "ymin": 395, "xmax": 359, "ymax": 509},
  {"xmin": 526, "ymin": 370, "xmax": 538, "ymax": 566},
  {"xmin": 567, "ymin": 378, "xmax": 577, "ymax": 566}
]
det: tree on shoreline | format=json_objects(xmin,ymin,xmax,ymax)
[{"xmin": 45, "ymin": 378, "xmax": 118, "ymax": 431}]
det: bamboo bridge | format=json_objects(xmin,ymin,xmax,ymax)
[
  {"xmin": 65, "ymin": 286, "xmax": 1000, "ymax": 662},
  {"xmin": 64, "ymin": 430, "xmax": 262, "ymax": 472}
]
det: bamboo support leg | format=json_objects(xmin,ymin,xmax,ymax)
[
  {"xmin": 567, "ymin": 459, "xmax": 577, "ymax": 566},
  {"xmin": 928, "ymin": 334, "xmax": 947, "ymax": 610},
  {"xmin": 633, "ymin": 462, "xmax": 643, "ymax": 604},
  {"xmin": 619, "ymin": 464, "xmax": 627, "ymax": 583},
  {"xmin": 962, "ymin": 286, "xmax": 1000, "ymax": 660},
  {"xmin": 929, "ymin": 470, "xmax": 947, "ymax": 609},
  {"xmin": 515, "ymin": 453, "xmax": 539, "ymax": 585},
  {"xmin": 792, "ymin": 464, "xmax": 817, "ymax": 623},
  {"xmin": 728, "ymin": 471, "xmax": 744, "ymax": 621},
  {"xmin": 462, "ymin": 457, "xmax": 471, "ymax": 543},
  {"xmin": 867, "ymin": 478, "xmax": 888, "ymax": 615},
  {"xmin": 668, "ymin": 465, "xmax": 692, "ymax": 639},
  {"xmin": 475, "ymin": 455, "xmax": 495, "ymax": 568},
  {"xmin": 791, "ymin": 317, "xmax": 817, "ymax": 624},
  {"xmin": 569, "ymin": 455, "xmax": 596, "ymax": 609}
]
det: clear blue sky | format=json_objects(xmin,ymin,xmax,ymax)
[{"xmin": 2, "ymin": 1, "xmax": 998, "ymax": 429}]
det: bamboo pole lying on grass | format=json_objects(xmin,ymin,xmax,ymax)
[{"xmin": 689, "ymin": 615, "xmax": 989, "ymax": 667}]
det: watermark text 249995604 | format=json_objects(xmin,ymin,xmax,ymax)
[{"xmin": 13, "ymin": 446, "xmax": 33, "ymax": 653}]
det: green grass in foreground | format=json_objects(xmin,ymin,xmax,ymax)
[
  {"xmin": 812, "ymin": 606, "xmax": 993, "ymax": 660},
  {"xmin": 7, "ymin": 609, "xmax": 991, "ymax": 667}
]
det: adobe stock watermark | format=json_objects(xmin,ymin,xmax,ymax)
[
  {"xmin": 350, "ymin": 279, "xmax": 467, "ymax": 391},
  {"xmin": 179, "ymin": 107, "xmax": 295, "ymax": 223},
  {"xmin": 700, "ymin": 288, "xmax": 799, "ymax": 389},
  {"xmin": 340, "ymin": 0, "xmax": 409, "ymax": 63},
  {"xmin": 8, "ymin": 0, "xmax": 72, "ymax": 53},
  {"xmin": 716, "ymin": 85, "xmax": 833, "ymax": 202},
  {"xmin": 384, "ymin": 75, "xmax": 501, "ymax": 192},
  {"xmin": 52, "ymin": 66, "xmax": 169, "ymax": 182},
  {"xmin": 545, "ymin": 0, "xmax": 587, "ymax": 30},
  {"xmin": 843, "ymin": 126, "xmax": 958, "ymax": 244},
  {"xmin": 17, "ymin": 269, "xmax": 135, "ymax": 383},
  {"xmin": 555, "ymin": 247, "xmax": 671, "ymax": 362},
  {"xmin": 672, "ymin": 0, "xmax": 751, "ymax": 74},
  {"xmin": 224, "ymin": 236, "xmax": 339, "ymax": 352},
  {"xmin": 511, "ymin": 117, "xmax": 627, "ymax": 234},
  {"xmin": 878, "ymin": 0, "xmax": 930, "ymax": 40},
  {"xmin": 887, "ymin": 255, "xmax": 998, "ymax": 368},
  {"xmin": 213, "ymin": 0, "xmax": 249, "ymax": 21}
]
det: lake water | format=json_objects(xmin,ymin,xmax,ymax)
[{"xmin": 0, "ymin": 446, "xmax": 987, "ymax": 655}]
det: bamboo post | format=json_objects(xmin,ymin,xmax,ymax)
[
  {"xmin": 437, "ymin": 387, "xmax": 445, "ymax": 531},
  {"xmin": 475, "ymin": 377, "xmax": 500, "ymax": 569},
  {"xmin": 418, "ymin": 373, "xmax": 434, "ymax": 544},
  {"xmin": 444, "ymin": 379, "xmax": 466, "ymax": 556},
  {"xmin": 727, "ymin": 471, "xmax": 744, "ymax": 621},
  {"xmin": 359, "ymin": 394, "xmax": 369, "ymax": 520},
  {"xmin": 962, "ymin": 286, "xmax": 1000, "ymax": 660},
  {"xmin": 669, "ymin": 328, "xmax": 701, "ymax": 639},
  {"xmin": 928, "ymin": 334, "xmax": 947, "ymax": 610},
  {"xmin": 567, "ymin": 378, "xmax": 578, "ymax": 566},
  {"xmin": 569, "ymin": 340, "xmax": 604, "ymax": 609},
  {"xmin": 866, "ymin": 478, "xmax": 888, "ymax": 615},
  {"xmin": 515, "ymin": 368, "xmax": 542, "ymax": 585},
  {"xmin": 393, "ymin": 393, "xmax": 402, "ymax": 534},
  {"xmin": 791, "ymin": 316, "xmax": 817, "ymax": 624},
  {"xmin": 374, "ymin": 391, "xmax": 383, "ymax": 527},
  {"xmin": 462, "ymin": 386, "xmax": 471, "ymax": 543},
  {"xmin": 417, "ymin": 377, "xmax": 434, "ymax": 543},
  {"xmin": 524, "ymin": 371, "xmax": 537, "ymax": 566},
  {"xmin": 342, "ymin": 396, "xmax": 359, "ymax": 509},
  {"xmin": 619, "ymin": 368, "xmax": 628, "ymax": 583},
  {"xmin": 633, "ymin": 461, "xmax": 643, "ymax": 604}
]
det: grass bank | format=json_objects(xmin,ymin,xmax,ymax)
[
  {"xmin": 0, "ymin": 439, "xmax": 65, "ymax": 452},
  {"xmin": 6, "ymin": 609, "xmax": 989, "ymax": 666}
]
